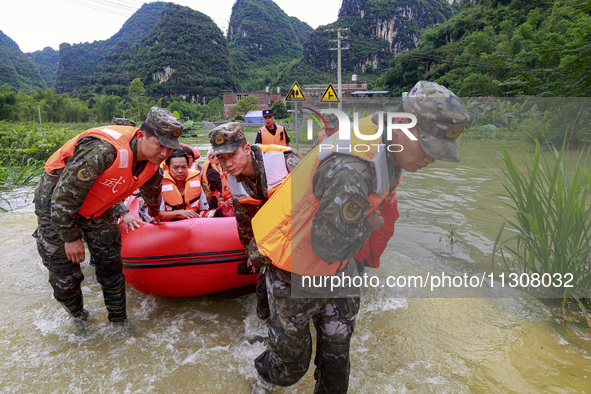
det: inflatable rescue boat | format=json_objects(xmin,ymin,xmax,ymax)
[{"xmin": 120, "ymin": 197, "xmax": 257, "ymax": 297}]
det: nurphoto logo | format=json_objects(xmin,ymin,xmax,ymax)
[{"xmin": 308, "ymin": 109, "xmax": 417, "ymax": 153}]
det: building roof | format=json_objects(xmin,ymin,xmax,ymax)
[{"xmin": 350, "ymin": 91, "xmax": 390, "ymax": 95}]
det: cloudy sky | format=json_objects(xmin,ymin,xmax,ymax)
[{"xmin": 1, "ymin": 0, "xmax": 342, "ymax": 53}]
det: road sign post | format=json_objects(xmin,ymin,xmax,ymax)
[{"xmin": 284, "ymin": 81, "xmax": 306, "ymax": 152}]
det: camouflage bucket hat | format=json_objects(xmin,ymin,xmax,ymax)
[
  {"xmin": 145, "ymin": 106, "xmax": 183, "ymax": 150},
  {"xmin": 209, "ymin": 122, "xmax": 246, "ymax": 155},
  {"xmin": 402, "ymin": 81, "xmax": 470, "ymax": 162}
]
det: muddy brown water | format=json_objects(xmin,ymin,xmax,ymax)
[{"xmin": 1, "ymin": 140, "xmax": 590, "ymax": 392}]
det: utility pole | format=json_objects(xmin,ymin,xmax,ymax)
[{"xmin": 327, "ymin": 28, "xmax": 349, "ymax": 111}]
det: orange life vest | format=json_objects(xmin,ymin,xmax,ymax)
[
  {"xmin": 45, "ymin": 126, "xmax": 159, "ymax": 219},
  {"xmin": 252, "ymin": 115, "xmax": 399, "ymax": 277},
  {"xmin": 226, "ymin": 144, "xmax": 292, "ymax": 206},
  {"xmin": 201, "ymin": 160, "xmax": 232, "ymax": 202},
  {"xmin": 161, "ymin": 169, "xmax": 203, "ymax": 211},
  {"xmin": 259, "ymin": 124, "xmax": 288, "ymax": 146}
]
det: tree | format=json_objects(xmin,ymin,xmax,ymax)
[
  {"xmin": 0, "ymin": 84, "xmax": 17, "ymax": 121},
  {"xmin": 94, "ymin": 94, "xmax": 122, "ymax": 123},
  {"xmin": 129, "ymin": 78, "xmax": 146, "ymax": 121},
  {"xmin": 228, "ymin": 95, "xmax": 260, "ymax": 118},
  {"xmin": 270, "ymin": 100, "xmax": 288, "ymax": 119}
]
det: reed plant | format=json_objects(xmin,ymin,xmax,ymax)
[
  {"xmin": 493, "ymin": 140, "xmax": 591, "ymax": 327},
  {"xmin": 0, "ymin": 158, "xmax": 45, "ymax": 211}
]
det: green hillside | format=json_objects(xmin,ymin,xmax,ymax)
[
  {"xmin": 377, "ymin": 0, "xmax": 591, "ymax": 97},
  {"xmin": 28, "ymin": 47, "xmax": 59, "ymax": 88},
  {"xmin": 0, "ymin": 30, "xmax": 45, "ymax": 90},
  {"xmin": 227, "ymin": 0, "xmax": 313, "ymax": 89},
  {"xmin": 54, "ymin": 2, "xmax": 167, "ymax": 93}
]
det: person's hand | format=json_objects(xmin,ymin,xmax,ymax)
[
  {"xmin": 151, "ymin": 210, "xmax": 164, "ymax": 225},
  {"xmin": 121, "ymin": 212, "xmax": 143, "ymax": 233},
  {"xmin": 65, "ymin": 239, "xmax": 85, "ymax": 264},
  {"xmin": 366, "ymin": 210, "xmax": 385, "ymax": 232},
  {"xmin": 178, "ymin": 209, "xmax": 200, "ymax": 219},
  {"xmin": 245, "ymin": 258, "xmax": 257, "ymax": 273},
  {"xmin": 226, "ymin": 198, "xmax": 233, "ymax": 208}
]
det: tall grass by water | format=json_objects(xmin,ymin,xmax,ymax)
[
  {"xmin": 0, "ymin": 122, "xmax": 81, "ymax": 211},
  {"xmin": 493, "ymin": 140, "xmax": 591, "ymax": 326}
]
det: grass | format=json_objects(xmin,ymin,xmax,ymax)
[
  {"xmin": 0, "ymin": 158, "xmax": 45, "ymax": 211},
  {"xmin": 493, "ymin": 140, "xmax": 591, "ymax": 327}
]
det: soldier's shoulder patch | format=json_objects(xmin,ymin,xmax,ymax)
[
  {"xmin": 77, "ymin": 166, "xmax": 96, "ymax": 181},
  {"xmin": 341, "ymin": 193, "xmax": 369, "ymax": 223}
]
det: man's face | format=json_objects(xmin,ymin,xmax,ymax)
[
  {"xmin": 138, "ymin": 131, "xmax": 173, "ymax": 164},
  {"xmin": 392, "ymin": 127, "xmax": 435, "ymax": 172},
  {"xmin": 263, "ymin": 115, "xmax": 275, "ymax": 128},
  {"xmin": 216, "ymin": 144, "xmax": 252, "ymax": 177},
  {"xmin": 168, "ymin": 157, "xmax": 189, "ymax": 182}
]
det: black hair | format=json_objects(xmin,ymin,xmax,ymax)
[
  {"xmin": 165, "ymin": 149, "xmax": 189, "ymax": 167},
  {"xmin": 181, "ymin": 145, "xmax": 195, "ymax": 161},
  {"xmin": 140, "ymin": 122, "xmax": 157, "ymax": 139}
]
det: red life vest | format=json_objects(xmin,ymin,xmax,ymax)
[
  {"xmin": 161, "ymin": 169, "xmax": 203, "ymax": 211},
  {"xmin": 202, "ymin": 160, "xmax": 232, "ymax": 202},
  {"xmin": 44, "ymin": 126, "xmax": 159, "ymax": 219},
  {"xmin": 259, "ymin": 124, "xmax": 288, "ymax": 146}
]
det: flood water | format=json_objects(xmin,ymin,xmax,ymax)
[{"xmin": 1, "ymin": 139, "xmax": 590, "ymax": 393}]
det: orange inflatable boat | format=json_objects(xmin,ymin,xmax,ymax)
[{"xmin": 120, "ymin": 197, "xmax": 257, "ymax": 297}]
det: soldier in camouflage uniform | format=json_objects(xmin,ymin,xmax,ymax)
[
  {"xmin": 33, "ymin": 107, "xmax": 182, "ymax": 323},
  {"xmin": 249, "ymin": 81, "xmax": 471, "ymax": 392},
  {"xmin": 208, "ymin": 123, "xmax": 300, "ymax": 320}
]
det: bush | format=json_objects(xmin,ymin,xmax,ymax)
[{"xmin": 493, "ymin": 140, "xmax": 591, "ymax": 326}]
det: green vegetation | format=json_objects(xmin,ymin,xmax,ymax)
[
  {"xmin": 461, "ymin": 98, "xmax": 591, "ymax": 147},
  {"xmin": 0, "ymin": 31, "xmax": 45, "ymax": 91},
  {"xmin": 54, "ymin": 2, "xmax": 167, "ymax": 94},
  {"xmin": 270, "ymin": 101, "xmax": 288, "ymax": 119},
  {"xmin": 378, "ymin": 0, "xmax": 591, "ymax": 97},
  {"xmin": 493, "ymin": 140, "xmax": 591, "ymax": 327},
  {"xmin": 0, "ymin": 83, "xmax": 225, "ymax": 124},
  {"xmin": 28, "ymin": 47, "xmax": 59, "ymax": 88},
  {"xmin": 227, "ymin": 0, "xmax": 313, "ymax": 90},
  {"xmin": 229, "ymin": 96, "xmax": 260, "ymax": 118}
]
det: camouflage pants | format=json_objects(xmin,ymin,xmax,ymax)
[
  {"xmin": 255, "ymin": 266, "xmax": 360, "ymax": 393},
  {"xmin": 33, "ymin": 214, "xmax": 126, "ymax": 323}
]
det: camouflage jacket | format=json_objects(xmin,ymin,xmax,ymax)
[
  {"xmin": 310, "ymin": 150, "xmax": 402, "ymax": 262},
  {"xmin": 233, "ymin": 145, "xmax": 300, "ymax": 249},
  {"xmin": 34, "ymin": 136, "xmax": 163, "ymax": 243}
]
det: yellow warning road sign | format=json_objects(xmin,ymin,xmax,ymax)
[
  {"xmin": 285, "ymin": 81, "xmax": 306, "ymax": 102},
  {"xmin": 319, "ymin": 84, "xmax": 340, "ymax": 103}
]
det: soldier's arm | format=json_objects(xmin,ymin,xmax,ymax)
[
  {"xmin": 51, "ymin": 137, "xmax": 117, "ymax": 243},
  {"xmin": 138, "ymin": 168, "xmax": 164, "ymax": 217},
  {"xmin": 234, "ymin": 199, "xmax": 257, "ymax": 250},
  {"xmin": 113, "ymin": 201, "xmax": 129, "ymax": 218},
  {"xmin": 310, "ymin": 155, "xmax": 375, "ymax": 262}
]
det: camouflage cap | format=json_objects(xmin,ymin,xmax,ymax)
[
  {"xmin": 145, "ymin": 106, "xmax": 183, "ymax": 150},
  {"xmin": 209, "ymin": 122, "xmax": 246, "ymax": 155},
  {"xmin": 402, "ymin": 81, "xmax": 470, "ymax": 162},
  {"xmin": 111, "ymin": 117, "xmax": 136, "ymax": 127},
  {"xmin": 324, "ymin": 113, "xmax": 339, "ymax": 129}
]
